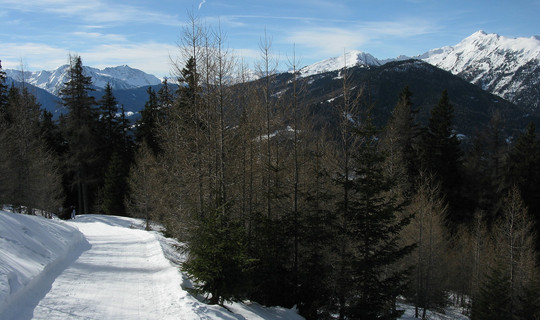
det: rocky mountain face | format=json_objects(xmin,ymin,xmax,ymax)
[
  {"xmin": 418, "ymin": 31, "xmax": 540, "ymax": 111},
  {"xmin": 6, "ymin": 65, "xmax": 161, "ymax": 96}
]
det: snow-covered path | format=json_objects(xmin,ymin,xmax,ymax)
[
  {"xmin": 29, "ymin": 215, "xmax": 191, "ymax": 319},
  {"xmin": 0, "ymin": 213, "xmax": 304, "ymax": 320},
  {"xmin": 1, "ymin": 215, "xmax": 232, "ymax": 320}
]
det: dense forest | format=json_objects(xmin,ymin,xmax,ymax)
[{"xmin": 1, "ymin": 17, "xmax": 539, "ymax": 320}]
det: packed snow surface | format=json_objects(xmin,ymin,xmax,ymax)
[{"xmin": 0, "ymin": 212, "xmax": 303, "ymax": 320}]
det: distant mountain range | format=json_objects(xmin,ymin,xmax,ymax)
[
  {"xmin": 4, "ymin": 31, "xmax": 540, "ymax": 124},
  {"xmin": 419, "ymin": 31, "xmax": 540, "ymax": 111},
  {"xmin": 301, "ymin": 31, "xmax": 540, "ymax": 112},
  {"xmin": 6, "ymin": 65, "xmax": 161, "ymax": 96}
]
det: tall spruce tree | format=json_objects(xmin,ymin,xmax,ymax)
[
  {"xmin": 381, "ymin": 86, "xmax": 420, "ymax": 198},
  {"xmin": 97, "ymin": 82, "xmax": 121, "ymax": 163},
  {"xmin": 136, "ymin": 87, "xmax": 161, "ymax": 154},
  {"xmin": 60, "ymin": 55, "xmax": 99, "ymax": 214},
  {"xmin": 342, "ymin": 113, "xmax": 414, "ymax": 320},
  {"xmin": 0, "ymin": 61, "xmax": 8, "ymax": 120},
  {"xmin": 504, "ymin": 122, "xmax": 540, "ymax": 249},
  {"xmin": 421, "ymin": 90, "xmax": 465, "ymax": 225}
]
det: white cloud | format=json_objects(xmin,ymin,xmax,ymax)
[
  {"xmin": 2, "ymin": 41, "xmax": 178, "ymax": 78},
  {"xmin": 70, "ymin": 32, "xmax": 128, "ymax": 42},
  {"xmin": 3, "ymin": 0, "xmax": 181, "ymax": 26},
  {"xmin": 198, "ymin": 0, "xmax": 206, "ymax": 10},
  {"xmin": 286, "ymin": 19, "xmax": 437, "ymax": 58}
]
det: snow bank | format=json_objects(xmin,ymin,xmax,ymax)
[{"xmin": 0, "ymin": 210, "xmax": 88, "ymax": 316}]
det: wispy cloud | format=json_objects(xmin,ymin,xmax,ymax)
[
  {"xmin": 198, "ymin": 0, "xmax": 207, "ymax": 10},
  {"xmin": 286, "ymin": 19, "xmax": 437, "ymax": 57},
  {"xmin": 3, "ymin": 0, "xmax": 181, "ymax": 26},
  {"xmin": 2, "ymin": 41, "xmax": 178, "ymax": 78},
  {"xmin": 70, "ymin": 32, "xmax": 128, "ymax": 42}
]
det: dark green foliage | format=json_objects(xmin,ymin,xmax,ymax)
[
  {"xmin": 97, "ymin": 83, "xmax": 122, "ymax": 164},
  {"xmin": 338, "ymin": 114, "xmax": 414, "ymax": 320},
  {"xmin": 60, "ymin": 55, "xmax": 100, "ymax": 214},
  {"xmin": 101, "ymin": 152, "xmax": 128, "ymax": 216},
  {"xmin": 182, "ymin": 205, "xmax": 251, "ymax": 305},
  {"xmin": 472, "ymin": 266, "xmax": 512, "ymax": 320},
  {"xmin": 421, "ymin": 90, "xmax": 467, "ymax": 224},
  {"xmin": 136, "ymin": 87, "xmax": 162, "ymax": 154},
  {"xmin": 504, "ymin": 122, "xmax": 540, "ymax": 248},
  {"xmin": 0, "ymin": 61, "xmax": 8, "ymax": 119},
  {"xmin": 382, "ymin": 86, "xmax": 421, "ymax": 197},
  {"xmin": 0, "ymin": 84, "xmax": 63, "ymax": 214}
]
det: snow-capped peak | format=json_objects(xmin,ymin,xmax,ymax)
[
  {"xmin": 298, "ymin": 50, "xmax": 381, "ymax": 77},
  {"xmin": 418, "ymin": 30, "xmax": 540, "ymax": 108},
  {"xmin": 5, "ymin": 65, "xmax": 161, "ymax": 96}
]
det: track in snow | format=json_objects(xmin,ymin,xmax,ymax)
[{"xmin": 3, "ymin": 215, "xmax": 223, "ymax": 320}]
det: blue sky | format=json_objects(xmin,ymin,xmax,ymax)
[{"xmin": 2, "ymin": 0, "xmax": 539, "ymax": 78}]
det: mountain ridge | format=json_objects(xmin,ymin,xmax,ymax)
[{"xmin": 5, "ymin": 65, "xmax": 161, "ymax": 96}]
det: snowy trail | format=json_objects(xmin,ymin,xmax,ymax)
[{"xmin": 3, "ymin": 215, "xmax": 225, "ymax": 320}]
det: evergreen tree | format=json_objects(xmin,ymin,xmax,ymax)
[
  {"xmin": 158, "ymin": 78, "xmax": 174, "ymax": 113},
  {"xmin": 0, "ymin": 85, "xmax": 63, "ymax": 214},
  {"xmin": 421, "ymin": 90, "xmax": 465, "ymax": 225},
  {"xmin": 136, "ymin": 87, "xmax": 161, "ymax": 154},
  {"xmin": 101, "ymin": 152, "xmax": 128, "ymax": 216},
  {"xmin": 97, "ymin": 82, "xmax": 121, "ymax": 164},
  {"xmin": 504, "ymin": 122, "xmax": 540, "ymax": 249},
  {"xmin": 381, "ymin": 86, "xmax": 420, "ymax": 198},
  {"xmin": 472, "ymin": 265, "xmax": 512, "ymax": 320},
  {"xmin": 59, "ymin": 55, "xmax": 99, "ymax": 214},
  {"xmin": 0, "ymin": 60, "xmax": 8, "ymax": 121},
  {"xmin": 182, "ymin": 205, "xmax": 251, "ymax": 305},
  {"xmin": 342, "ymin": 113, "xmax": 414, "ymax": 320}
]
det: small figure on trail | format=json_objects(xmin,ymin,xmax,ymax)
[{"xmin": 71, "ymin": 207, "xmax": 76, "ymax": 219}]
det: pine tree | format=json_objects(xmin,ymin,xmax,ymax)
[
  {"xmin": 0, "ymin": 85, "xmax": 63, "ymax": 214},
  {"xmin": 60, "ymin": 55, "xmax": 99, "ymax": 214},
  {"xmin": 0, "ymin": 60, "xmax": 8, "ymax": 121},
  {"xmin": 472, "ymin": 265, "xmax": 512, "ymax": 320},
  {"xmin": 504, "ymin": 122, "xmax": 540, "ymax": 249},
  {"xmin": 421, "ymin": 90, "xmax": 464, "ymax": 225},
  {"xmin": 343, "ymin": 113, "xmax": 414, "ymax": 320},
  {"xmin": 181, "ymin": 205, "xmax": 251, "ymax": 305},
  {"xmin": 97, "ymin": 82, "xmax": 121, "ymax": 164},
  {"xmin": 381, "ymin": 86, "xmax": 420, "ymax": 198},
  {"xmin": 101, "ymin": 152, "xmax": 128, "ymax": 216},
  {"xmin": 136, "ymin": 87, "xmax": 161, "ymax": 154}
]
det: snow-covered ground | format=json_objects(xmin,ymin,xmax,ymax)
[
  {"xmin": 0, "ymin": 210, "xmax": 469, "ymax": 320},
  {"xmin": 0, "ymin": 211, "xmax": 303, "ymax": 320}
]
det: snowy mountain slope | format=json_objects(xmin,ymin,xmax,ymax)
[
  {"xmin": 0, "ymin": 212, "xmax": 304, "ymax": 320},
  {"xmin": 418, "ymin": 31, "xmax": 540, "ymax": 110},
  {"xmin": 298, "ymin": 50, "xmax": 381, "ymax": 77},
  {"xmin": 6, "ymin": 65, "xmax": 161, "ymax": 96}
]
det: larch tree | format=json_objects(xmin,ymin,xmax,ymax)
[{"xmin": 403, "ymin": 174, "xmax": 449, "ymax": 319}]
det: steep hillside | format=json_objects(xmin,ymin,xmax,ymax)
[{"xmin": 265, "ymin": 59, "xmax": 526, "ymax": 138}]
